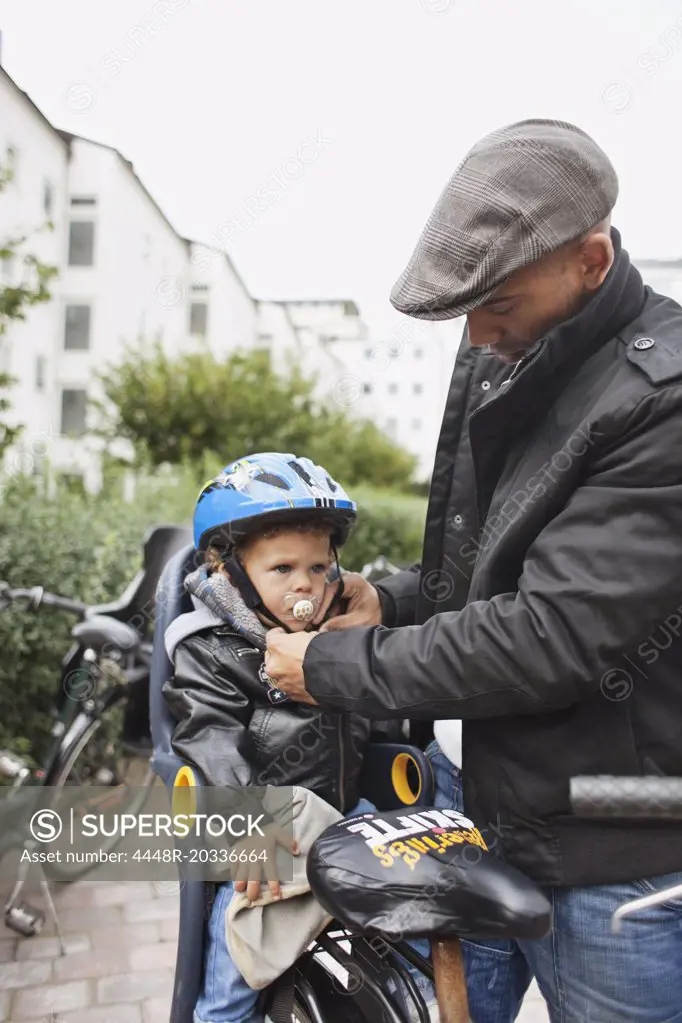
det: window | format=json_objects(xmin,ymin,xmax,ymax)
[
  {"xmin": 68, "ymin": 221, "xmax": 95, "ymax": 266},
  {"xmin": 1, "ymin": 253, "xmax": 14, "ymax": 283},
  {"xmin": 388, "ymin": 382, "xmax": 398, "ymax": 395},
  {"xmin": 413, "ymin": 383, "xmax": 423, "ymax": 395},
  {"xmin": 364, "ymin": 348, "xmax": 374, "ymax": 360},
  {"xmin": 60, "ymin": 389, "xmax": 87, "ymax": 436},
  {"xmin": 35, "ymin": 355, "xmax": 47, "ymax": 390},
  {"xmin": 385, "ymin": 417, "xmax": 398, "ymax": 437},
  {"xmin": 5, "ymin": 145, "xmax": 17, "ymax": 182},
  {"xmin": 64, "ymin": 305, "xmax": 91, "ymax": 349},
  {"xmin": 363, "ymin": 383, "xmax": 372, "ymax": 395},
  {"xmin": 414, "ymin": 348, "xmax": 423, "ymax": 359},
  {"xmin": 411, "ymin": 418, "xmax": 422, "ymax": 430},
  {"xmin": 342, "ymin": 300, "xmax": 356, "ymax": 316},
  {"xmin": 70, "ymin": 196, "xmax": 97, "ymax": 206},
  {"xmin": 43, "ymin": 180, "xmax": 54, "ymax": 217},
  {"xmin": 190, "ymin": 302, "xmax": 208, "ymax": 338}
]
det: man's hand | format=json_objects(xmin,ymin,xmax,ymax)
[
  {"xmin": 231, "ymin": 822, "xmax": 300, "ymax": 902},
  {"xmin": 319, "ymin": 572, "xmax": 382, "ymax": 632},
  {"xmin": 264, "ymin": 629, "xmax": 318, "ymax": 705},
  {"xmin": 311, "ymin": 564, "xmax": 344, "ymax": 627}
]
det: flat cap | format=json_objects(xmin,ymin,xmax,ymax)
[{"xmin": 390, "ymin": 119, "xmax": 619, "ymax": 321}]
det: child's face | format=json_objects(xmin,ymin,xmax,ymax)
[{"xmin": 237, "ymin": 529, "xmax": 333, "ymax": 631}]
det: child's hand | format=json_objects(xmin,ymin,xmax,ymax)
[{"xmin": 231, "ymin": 822, "xmax": 300, "ymax": 902}]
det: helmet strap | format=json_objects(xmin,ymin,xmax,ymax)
[
  {"xmin": 222, "ymin": 543, "xmax": 344, "ymax": 634},
  {"xmin": 221, "ymin": 554, "xmax": 294, "ymax": 634},
  {"xmin": 316, "ymin": 545, "xmax": 346, "ymax": 628}
]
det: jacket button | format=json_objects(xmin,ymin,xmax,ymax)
[
  {"xmin": 453, "ymin": 514, "xmax": 463, "ymax": 526},
  {"xmin": 481, "ymin": 380, "xmax": 491, "ymax": 390},
  {"xmin": 633, "ymin": 337, "xmax": 655, "ymax": 350}
]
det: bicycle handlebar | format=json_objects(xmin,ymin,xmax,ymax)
[
  {"xmin": 0, "ymin": 583, "xmax": 87, "ymax": 618},
  {"xmin": 570, "ymin": 775, "xmax": 682, "ymax": 820}
]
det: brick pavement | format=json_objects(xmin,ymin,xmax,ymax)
[
  {"xmin": 0, "ymin": 875, "xmax": 177, "ymax": 1023},
  {"xmin": 0, "ymin": 872, "xmax": 550, "ymax": 1022}
]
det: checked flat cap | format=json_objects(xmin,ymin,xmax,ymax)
[{"xmin": 390, "ymin": 119, "xmax": 619, "ymax": 321}]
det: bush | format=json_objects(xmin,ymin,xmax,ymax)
[
  {"xmin": 96, "ymin": 344, "xmax": 418, "ymax": 490},
  {"xmin": 0, "ymin": 475, "xmax": 180, "ymax": 763},
  {"xmin": 343, "ymin": 486, "xmax": 426, "ymax": 571},
  {"xmin": 0, "ymin": 470, "xmax": 426, "ymax": 763}
]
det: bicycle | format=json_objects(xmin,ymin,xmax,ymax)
[{"xmin": 0, "ymin": 524, "xmax": 190, "ymax": 942}]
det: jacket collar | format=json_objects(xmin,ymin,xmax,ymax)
[
  {"xmin": 468, "ymin": 229, "xmax": 646, "ymax": 522},
  {"xmin": 163, "ymin": 567, "xmax": 267, "ymax": 663},
  {"xmin": 501, "ymin": 227, "xmax": 646, "ymax": 388}
]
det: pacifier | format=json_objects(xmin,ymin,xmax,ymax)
[{"xmin": 280, "ymin": 592, "xmax": 322, "ymax": 623}]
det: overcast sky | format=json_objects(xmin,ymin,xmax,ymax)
[{"xmin": 2, "ymin": 0, "xmax": 682, "ymax": 331}]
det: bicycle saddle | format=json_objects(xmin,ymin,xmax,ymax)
[
  {"xmin": 71, "ymin": 616, "xmax": 140, "ymax": 655},
  {"xmin": 307, "ymin": 805, "xmax": 552, "ymax": 942}
]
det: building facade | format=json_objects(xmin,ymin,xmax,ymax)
[
  {"xmin": 0, "ymin": 65, "xmax": 70, "ymax": 485},
  {"xmin": 8, "ymin": 60, "xmax": 678, "ymax": 494}
]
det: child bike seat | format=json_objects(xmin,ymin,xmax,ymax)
[{"xmin": 307, "ymin": 805, "xmax": 552, "ymax": 942}]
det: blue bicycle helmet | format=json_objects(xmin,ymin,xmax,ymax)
[
  {"xmin": 194, "ymin": 453, "xmax": 357, "ymax": 553},
  {"xmin": 194, "ymin": 454, "xmax": 356, "ymax": 634}
]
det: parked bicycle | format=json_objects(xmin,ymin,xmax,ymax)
[{"xmin": 0, "ymin": 524, "xmax": 190, "ymax": 940}]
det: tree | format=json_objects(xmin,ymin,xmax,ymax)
[
  {"xmin": 0, "ymin": 162, "xmax": 58, "ymax": 458},
  {"xmin": 95, "ymin": 341, "xmax": 418, "ymax": 490}
]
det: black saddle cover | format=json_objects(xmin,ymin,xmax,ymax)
[{"xmin": 307, "ymin": 805, "xmax": 552, "ymax": 942}]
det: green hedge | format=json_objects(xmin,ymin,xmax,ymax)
[{"xmin": 0, "ymin": 469, "xmax": 426, "ymax": 761}]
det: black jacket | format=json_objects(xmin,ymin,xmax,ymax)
[
  {"xmin": 163, "ymin": 624, "xmax": 371, "ymax": 814},
  {"xmin": 303, "ymin": 230, "xmax": 682, "ymax": 887}
]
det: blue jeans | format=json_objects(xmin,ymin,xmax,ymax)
[
  {"xmin": 426, "ymin": 740, "xmax": 682, "ymax": 1022},
  {"xmin": 195, "ymin": 798, "xmax": 433, "ymax": 1023}
]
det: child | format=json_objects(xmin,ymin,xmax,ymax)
[{"xmin": 162, "ymin": 453, "xmax": 434, "ymax": 1023}]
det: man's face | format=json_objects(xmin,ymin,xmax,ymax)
[
  {"xmin": 238, "ymin": 529, "xmax": 332, "ymax": 632},
  {"xmin": 465, "ymin": 233, "xmax": 612, "ymax": 363}
]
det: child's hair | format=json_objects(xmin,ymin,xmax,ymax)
[{"xmin": 204, "ymin": 515, "xmax": 339, "ymax": 573}]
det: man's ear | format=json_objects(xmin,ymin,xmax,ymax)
[{"xmin": 581, "ymin": 231, "xmax": 614, "ymax": 292}]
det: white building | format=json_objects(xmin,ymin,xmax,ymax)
[
  {"xmin": 186, "ymin": 240, "xmax": 257, "ymax": 356},
  {"xmin": 324, "ymin": 317, "xmax": 466, "ymax": 480},
  {"xmin": 14, "ymin": 59, "xmax": 680, "ymax": 493},
  {"xmin": 634, "ymin": 259, "xmax": 682, "ymax": 306},
  {"xmin": 54, "ymin": 132, "xmax": 195, "ymax": 488},
  {"xmin": 1, "ymin": 56, "xmax": 466, "ymax": 492},
  {"xmin": 0, "ymin": 62, "xmax": 262, "ymax": 492},
  {"xmin": 260, "ymin": 298, "xmax": 368, "ymax": 403},
  {"xmin": 0, "ymin": 64, "xmax": 70, "ymax": 485}
]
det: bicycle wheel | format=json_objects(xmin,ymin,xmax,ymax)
[{"xmin": 43, "ymin": 697, "xmax": 155, "ymax": 881}]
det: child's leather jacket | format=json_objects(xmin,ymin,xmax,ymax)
[{"xmin": 163, "ymin": 622, "xmax": 371, "ymax": 814}]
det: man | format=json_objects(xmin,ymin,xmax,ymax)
[{"xmin": 265, "ymin": 119, "xmax": 682, "ymax": 1021}]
